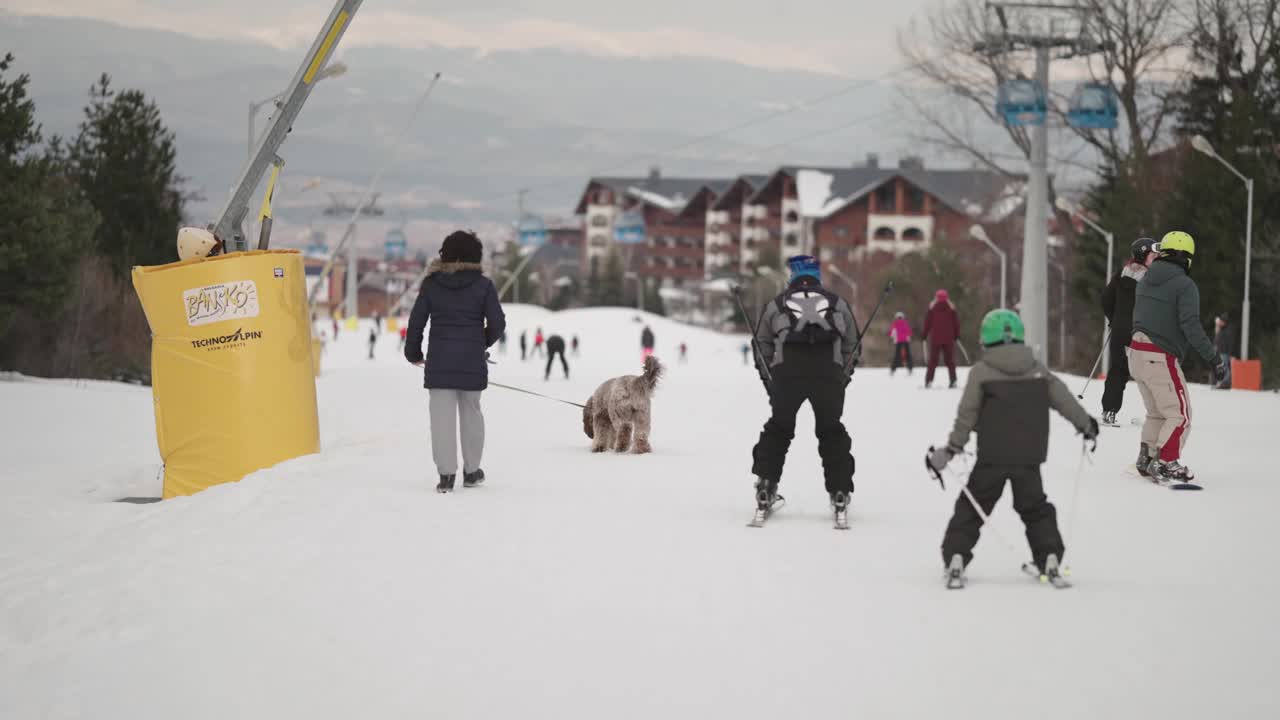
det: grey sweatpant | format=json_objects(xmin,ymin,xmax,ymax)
[{"xmin": 428, "ymin": 390, "xmax": 485, "ymax": 476}]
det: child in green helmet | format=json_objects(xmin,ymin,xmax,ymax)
[{"xmin": 926, "ymin": 308, "xmax": 1098, "ymax": 588}]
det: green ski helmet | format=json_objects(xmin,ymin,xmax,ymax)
[{"xmin": 979, "ymin": 308, "xmax": 1025, "ymax": 347}]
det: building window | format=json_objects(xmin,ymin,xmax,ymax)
[
  {"xmin": 745, "ymin": 215, "xmax": 757, "ymax": 227},
  {"xmin": 590, "ymin": 215, "xmax": 608, "ymax": 227},
  {"xmin": 906, "ymin": 187, "xmax": 926, "ymax": 213},
  {"xmin": 873, "ymin": 226, "xmax": 895, "ymax": 240},
  {"xmin": 784, "ymin": 210, "xmax": 799, "ymax": 223},
  {"xmin": 745, "ymin": 237, "xmax": 756, "ymax": 249},
  {"xmin": 590, "ymin": 234, "xmax": 608, "ymax": 247},
  {"xmin": 784, "ymin": 232, "xmax": 798, "ymax": 246},
  {"xmin": 903, "ymin": 227, "xmax": 925, "ymax": 242},
  {"xmin": 875, "ymin": 183, "xmax": 895, "ymax": 212}
]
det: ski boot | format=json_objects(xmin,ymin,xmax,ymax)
[
  {"xmin": 748, "ymin": 477, "xmax": 781, "ymax": 527},
  {"xmin": 1148, "ymin": 459, "xmax": 1195, "ymax": 485},
  {"xmin": 948, "ymin": 380, "xmax": 957, "ymax": 389},
  {"xmin": 436, "ymin": 474, "xmax": 456, "ymax": 493},
  {"xmin": 830, "ymin": 490, "xmax": 850, "ymax": 530},
  {"xmin": 463, "ymin": 469, "xmax": 486, "ymax": 488},
  {"xmin": 945, "ymin": 554, "xmax": 966, "ymax": 590},
  {"xmin": 1102, "ymin": 410, "xmax": 1119, "ymax": 427},
  {"xmin": 1039, "ymin": 554, "xmax": 1071, "ymax": 588},
  {"xmin": 1135, "ymin": 443, "xmax": 1153, "ymax": 478}
]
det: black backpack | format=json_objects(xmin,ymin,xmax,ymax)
[{"xmin": 776, "ymin": 287, "xmax": 844, "ymax": 345}]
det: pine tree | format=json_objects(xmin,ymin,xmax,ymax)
[
  {"xmin": 0, "ymin": 54, "xmax": 98, "ymax": 364},
  {"xmin": 68, "ymin": 74, "xmax": 185, "ymax": 276}
]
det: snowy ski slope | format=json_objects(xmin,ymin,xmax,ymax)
[{"xmin": 2, "ymin": 304, "xmax": 1278, "ymax": 719}]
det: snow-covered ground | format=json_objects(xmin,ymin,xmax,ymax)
[{"xmin": 2, "ymin": 304, "xmax": 1278, "ymax": 719}]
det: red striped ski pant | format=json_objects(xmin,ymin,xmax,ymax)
[{"xmin": 1127, "ymin": 332, "xmax": 1192, "ymax": 462}]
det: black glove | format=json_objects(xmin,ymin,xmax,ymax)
[
  {"xmin": 1081, "ymin": 417, "xmax": 1099, "ymax": 452},
  {"xmin": 926, "ymin": 444, "xmax": 958, "ymax": 473},
  {"xmin": 1213, "ymin": 357, "xmax": 1228, "ymax": 383}
]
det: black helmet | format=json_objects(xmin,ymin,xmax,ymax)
[{"xmin": 1131, "ymin": 237, "xmax": 1155, "ymax": 262}]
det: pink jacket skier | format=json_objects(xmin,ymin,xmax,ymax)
[{"xmin": 888, "ymin": 311, "xmax": 914, "ymax": 375}]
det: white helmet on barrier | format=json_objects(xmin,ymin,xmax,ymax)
[{"xmin": 176, "ymin": 227, "xmax": 221, "ymax": 261}]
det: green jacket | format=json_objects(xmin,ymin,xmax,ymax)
[
  {"xmin": 948, "ymin": 344, "xmax": 1093, "ymax": 465},
  {"xmin": 1131, "ymin": 259, "xmax": 1216, "ymax": 364}
]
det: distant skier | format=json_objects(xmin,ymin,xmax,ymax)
[
  {"xmin": 404, "ymin": 230, "xmax": 507, "ymax": 493},
  {"xmin": 1213, "ymin": 314, "xmax": 1234, "ymax": 389},
  {"xmin": 368, "ymin": 327, "xmax": 378, "ymax": 360},
  {"xmin": 741, "ymin": 342, "xmax": 750, "ymax": 366},
  {"xmin": 520, "ymin": 330, "xmax": 528, "ymax": 361},
  {"xmin": 888, "ymin": 311, "xmax": 914, "ymax": 375},
  {"xmin": 926, "ymin": 309, "xmax": 1098, "ymax": 589},
  {"xmin": 372, "ymin": 311, "xmax": 382, "ymax": 334},
  {"xmin": 332, "ymin": 316, "xmax": 340, "ymax": 341},
  {"xmin": 545, "ymin": 334, "xmax": 569, "ymax": 380},
  {"xmin": 922, "ymin": 289, "xmax": 959, "ymax": 389},
  {"xmin": 1100, "ymin": 237, "xmax": 1157, "ymax": 425},
  {"xmin": 571, "ymin": 335, "xmax": 580, "ymax": 356},
  {"xmin": 641, "ymin": 325, "xmax": 656, "ymax": 361},
  {"xmin": 679, "ymin": 341, "xmax": 688, "ymax": 363},
  {"xmin": 499, "ymin": 330, "xmax": 508, "ymax": 355},
  {"xmin": 750, "ymin": 255, "xmax": 859, "ymax": 527},
  {"xmin": 1129, "ymin": 231, "xmax": 1224, "ymax": 484},
  {"xmin": 398, "ymin": 324, "xmax": 407, "ymax": 351},
  {"xmin": 533, "ymin": 327, "xmax": 545, "ymax": 357}
]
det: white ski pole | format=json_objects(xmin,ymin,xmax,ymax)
[{"xmin": 1059, "ymin": 442, "xmax": 1091, "ymax": 576}]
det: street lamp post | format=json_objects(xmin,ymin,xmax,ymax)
[
  {"xmin": 969, "ymin": 225, "xmax": 1007, "ymax": 309},
  {"xmin": 248, "ymin": 62, "xmax": 348, "ymax": 160},
  {"xmin": 1191, "ymin": 134, "xmax": 1254, "ymax": 360},
  {"xmin": 1056, "ymin": 196, "xmax": 1115, "ymax": 374}
]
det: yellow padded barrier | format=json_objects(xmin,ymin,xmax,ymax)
[{"xmin": 132, "ymin": 250, "xmax": 320, "ymax": 498}]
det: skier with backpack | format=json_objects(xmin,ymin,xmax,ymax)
[
  {"xmin": 926, "ymin": 309, "xmax": 1098, "ymax": 589},
  {"xmin": 1099, "ymin": 237, "xmax": 1157, "ymax": 425},
  {"xmin": 749, "ymin": 255, "xmax": 860, "ymax": 529}
]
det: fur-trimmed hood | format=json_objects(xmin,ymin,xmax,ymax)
[{"xmin": 426, "ymin": 260, "xmax": 485, "ymax": 290}]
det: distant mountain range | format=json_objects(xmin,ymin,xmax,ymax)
[{"xmin": 1, "ymin": 12, "xmax": 915, "ymax": 251}]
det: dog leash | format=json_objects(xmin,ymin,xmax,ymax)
[{"xmin": 488, "ymin": 381, "xmax": 586, "ymax": 409}]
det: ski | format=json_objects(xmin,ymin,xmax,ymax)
[{"xmin": 1021, "ymin": 562, "xmax": 1072, "ymax": 589}]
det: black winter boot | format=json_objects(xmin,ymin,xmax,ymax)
[
  {"xmin": 1136, "ymin": 443, "xmax": 1153, "ymax": 478},
  {"xmin": 755, "ymin": 476, "xmax": 779, "ymax": 510},
  {"xmin": 436, "ymin": 474, "xmax": 456, "ymax": 493},
  {"xmin": 463, "ymin": 469, "xmax": 486, "ymax": 488}
]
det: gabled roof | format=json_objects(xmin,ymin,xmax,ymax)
[
  {"xmin": 711, "ymin": 174, "xmax": 771, "ymax": 211},
  {"xmin": 752, "ymin": 164, "xmax": 1013, "ymax": 219},
  {"xmin": 574, "ymin": 175, "xmax": 728, "ymax": 215}
]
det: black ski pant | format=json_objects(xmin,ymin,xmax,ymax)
[
  {"xmin": 891, "ymin": 342, "xmax": 914, "ymax": 373},
  {"xmin": 1101, "ymin": 336, "xmax": 1131, "ymax": 414},
  {"xmin": 750, "ymin": 349, "xmax": 854, "ymax": 494},
  {"xmin": 941, "ymin": 462, "xmax": 1063, "ymax": 570},
  {"xmin": 545, "ymin": 347, "xmax": 569, "ymax": 379}
]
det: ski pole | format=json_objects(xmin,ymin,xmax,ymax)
[
  {"xmin": 1059, "ymin": 441, "xmax": 1092, "ymax": 577},
  {"xmin": 1076, "ymin": 329, "xmax": 1112, "ymax": 399},
  {"xmin": 955, "ymin": 340, "xmax": 972, "ymax": 365},
  {"xmin": 730, "ymin": 284, "xmax": 773, "ymax": 390},
  {"xmin": 844, "ymin": 280, "xmax": 894, "ymax": 376}
]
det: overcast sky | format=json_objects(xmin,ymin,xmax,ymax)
[{"xmin": 7, "ymin": 0, "xmax": 940, "ymax": 75}]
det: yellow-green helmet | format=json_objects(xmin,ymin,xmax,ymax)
[{"xmin": 1159, "ymin": 231, "xmax": 1195, "ymax": 255}]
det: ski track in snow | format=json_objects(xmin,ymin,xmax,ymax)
[{"xmin": 2, "ymin": 304, "xmax": 1277, "ymax": 719}]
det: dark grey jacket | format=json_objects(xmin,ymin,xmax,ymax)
[
  {"xmin": 754, "ymin": 277, "xmax": 859, "ymax": 376},
  {"xmin": 948, "ymin": 344, "xmax": 1093, "ymax": 464},
  {"xmin": 1131, "ymin": 259, "xmax": 1216, "ymax": 364}
]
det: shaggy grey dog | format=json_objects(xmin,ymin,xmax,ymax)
[{"xmin": 582, "ymin": 356, "xmax": 663, "ymax": 454}]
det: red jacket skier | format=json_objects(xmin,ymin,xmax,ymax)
[{"xmin": 922, "ymin": 289, "xmax": 960, "ymax": 388}]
